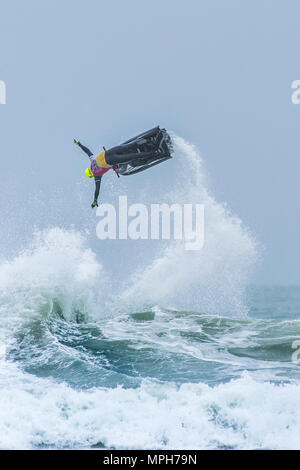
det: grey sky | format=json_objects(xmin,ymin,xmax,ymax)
[{"xmin": 0, "ymin": 0, "xmax": 299, "ymax": 284}]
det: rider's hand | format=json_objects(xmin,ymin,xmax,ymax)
[{"xmin": 91, "ymin": 201, "xmax": 98, "ymax": 209}]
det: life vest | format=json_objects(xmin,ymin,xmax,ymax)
[
  {"xmin": 96, "ymin": 151, "xmax": 111, "ymax": 168},
  {"xmin": 91, "ymin": 151, "xmax": 112, "ymax": 177}
]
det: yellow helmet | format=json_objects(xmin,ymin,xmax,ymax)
[{"xmin": 85, "ymin": 167, "xmax": 94, "ymax": 179}]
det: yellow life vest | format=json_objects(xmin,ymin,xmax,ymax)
[{"xmin": 95, "ymin": 151, "xmax": 111, "ymax": 168}]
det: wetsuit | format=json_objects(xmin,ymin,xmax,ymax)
[{"xmin": 105, "ymin": 143, "xmax": 157, "ymax": 165}]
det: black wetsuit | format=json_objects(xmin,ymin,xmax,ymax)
[{"xmin": 105, "ymin": 143, "xmax": 157, "ymax": 165}]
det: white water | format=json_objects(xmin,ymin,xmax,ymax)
[{"xmin": 1, "ymin": 358, "xmax": 300, "ymax": 450}]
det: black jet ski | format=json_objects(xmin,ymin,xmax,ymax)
[{"xmin": 116, "ymin": 126, "xmax": 173, "ymax": 176}]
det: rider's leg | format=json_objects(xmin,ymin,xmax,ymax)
[
  {"xmin": 105, "ymin": 149, "xmax": 158, "ymax": 166},
  {"xmin": 107, "ymin": 142, "xmax": 140, "ymax": 155}
]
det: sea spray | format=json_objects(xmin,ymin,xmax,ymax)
[
  {"xmin": 0, "ymin": 228, "xmax": 105, "ymax": 327},
  {"xmin": 118, "ymin": 135, "xmax": 258, "ymax": 315}
]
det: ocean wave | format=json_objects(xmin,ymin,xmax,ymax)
[{"xmin": 0, "ymin": 364, "xmax": 299, "ymax": 450}]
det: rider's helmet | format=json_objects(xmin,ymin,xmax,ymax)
[{"xmin": 85, "ymin": 167, "xmax": 94, "ymax": 178}]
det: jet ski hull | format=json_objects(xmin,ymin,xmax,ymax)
[{"xmin": 117, "ymin": 126, "xmax": 173, "ymax": 176}]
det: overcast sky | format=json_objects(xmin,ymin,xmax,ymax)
[{"xmin": 0, "ymin": 0, "xmax": 300, "ymax": 284}]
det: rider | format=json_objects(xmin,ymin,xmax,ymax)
[{"xmin": 74, "ymin": 139, "xmax": 159, "ymax": 208}]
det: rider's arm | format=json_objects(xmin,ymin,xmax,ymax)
[
  {"xmin": 74, "ymin": 140, "xmax": 94, "ymax": 159},
  {"xmin": 91, "ymin": 176, "xmax": 102, "ymax": 208}
]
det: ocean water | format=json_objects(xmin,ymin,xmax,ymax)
[{"xmin": 1, "ymin": 137, "xmax": 300, "ymax": 450}]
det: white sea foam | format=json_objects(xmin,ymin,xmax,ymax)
[{"xmin": 0, "ymin": 365, "xmax": 299, "ymax": 450}]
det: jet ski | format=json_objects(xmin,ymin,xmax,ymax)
[{"xmin": 116, "ymin": 126, "xmax": 173, "ymax": 176}]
